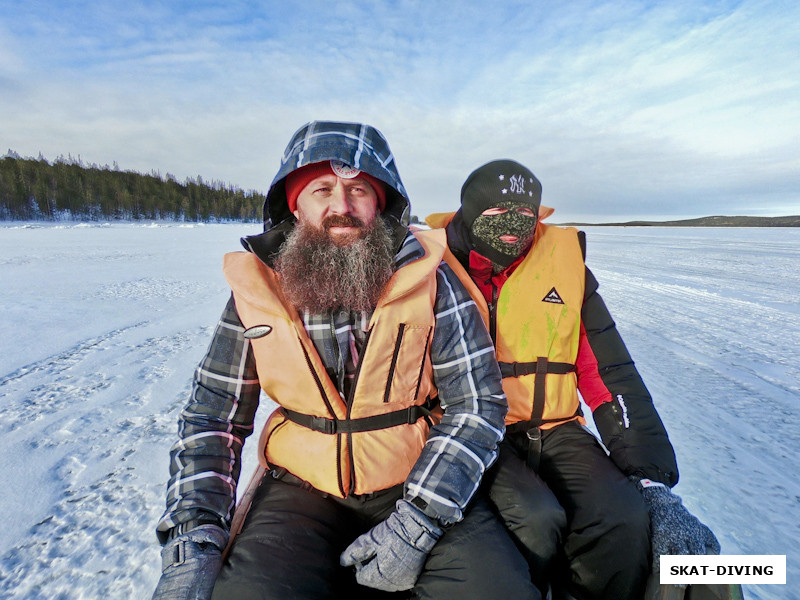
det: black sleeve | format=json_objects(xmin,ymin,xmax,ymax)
[{"xmin": 583, "ymin": 265, "xmax": 679, "ymax": 487}]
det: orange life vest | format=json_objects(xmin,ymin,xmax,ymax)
[
  {"xmin": 222, "ymin": 229, "xmax": 446, "ymax": 497},
  {"xmin": 429, "ymin": 213, "xmax": 585, "ymax": 430}
]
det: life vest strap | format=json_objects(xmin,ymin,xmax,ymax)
[
  {"xmin": 501, "ymin": 356, "xmax": 580, "ymax": 472},
  {"xmin": 505, "ymin": 356, "xmax": 580, "ymax": 435},
  {"xmin": 505, "ymin": 408, "xmax": 583, "ymax": 435},
  {"xmin": 281, "ymin": 397, "xmax": 439, "ymax": 435},
  {"xmin": 499, "ymin": 360, "xmax": 576, "ymax": 378}
]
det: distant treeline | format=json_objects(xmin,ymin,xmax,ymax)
[{"xmin": 0, "ymin": 152, "xmax": 266, "ymax": 222}]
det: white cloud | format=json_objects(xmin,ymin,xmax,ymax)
[{"xmin": 1, "ymin": 0, "xmax": 798, "ymax": 222}]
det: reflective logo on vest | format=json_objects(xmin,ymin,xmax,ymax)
[
  {"xmin": 243, "ymin": 325, "xmax": 273, "ymax": 339},
  {"xmin": 542, "ymin": 287, "xmax": 564, "ymax": 304}
]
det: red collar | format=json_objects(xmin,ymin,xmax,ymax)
[{"xmin": 467, "ymin": 251, "xmax": 526, "ymax": 304}]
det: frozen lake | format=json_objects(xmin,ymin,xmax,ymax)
[{"xmin": 0, "ymin": 222, "xmax": 797, "ymax": 599}]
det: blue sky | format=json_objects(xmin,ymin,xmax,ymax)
[{"xmin": 1, "ymin": 0, "xmax": 798, "ymax": 222}]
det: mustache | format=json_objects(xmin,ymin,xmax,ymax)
[{"xmin": 323, "ymin": 214, "xmax": 365, "ymax": 229}]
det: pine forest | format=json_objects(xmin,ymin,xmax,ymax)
[{"xmin": 0, "ymin": 153, "xmax": 265, "ymax": 222}]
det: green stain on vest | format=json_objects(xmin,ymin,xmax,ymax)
[{"xmin": 546, "ymin": 312, "xmax": 557, "ymax": 348}]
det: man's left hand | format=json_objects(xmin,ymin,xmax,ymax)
[
  {"xmin": 635, "ymin": 478, "xmax": 721, "ymax": 571},
  {"xmin": 340, "ymin": 498, "xmax": 443, "ymax": 592}
]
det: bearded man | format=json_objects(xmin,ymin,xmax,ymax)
[{"xmin": 151, "ymin": 123, "xmax": 539, "ymax": 600}]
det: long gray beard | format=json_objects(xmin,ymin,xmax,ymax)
[{"xmin": 275, "ymin": 217, "xmax": 396, "ymax": 313}]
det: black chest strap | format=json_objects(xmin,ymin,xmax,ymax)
[
  {"xmin": 498, "ymin": 359, "xmax": 576, "ymax": 378},
  {"xmin": 281, "ymin": 396, "xmax": 438, "ymax": 435}
]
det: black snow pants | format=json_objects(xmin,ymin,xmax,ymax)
[
  {"xmin": 212, "ymin": 469, "xmax": 540, "ymax": 600},
  {"xmin": 484, "ymin": 420, "xmax": 651, "ymax": 600}
]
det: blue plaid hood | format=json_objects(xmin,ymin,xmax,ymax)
[
  {"xmin": 263, "ymin": 121, "xmax": 411, "ymax": 228},
  {"xmin": 243, "ymin": 121, "xmax": 412, "ymax": 264}
]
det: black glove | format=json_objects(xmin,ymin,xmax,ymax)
[
  {"xmin": 151, "ymin": 524, "xmax": 227, "ymax": 600},
  {"xmin": 340, "ymin": 499, "xmax": 443, "ymax": 592},
  {"xmin": 634, "ymin": 478, "xmax": 721, "ymax": 572}
]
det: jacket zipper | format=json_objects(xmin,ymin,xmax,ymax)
[
  {"xmin": 384, "ymin": 323, "xmax": 406, "ymax": 403},
  {"xmin": 412, "ymin": 327, "xmax": 432, "ymax": 402},
  {"xmin": 299, "ymin": 338, "xmax": 344, "ymax": 497},
  {"xmin": 345, "ymin": 327, "xmax": 373, "ymax": 495},
  {"xmin": 489, "ymin": 282, "xmax": 498, "ymax": 344},
  {"xmin": 330, "ymin": 317, "xmax": 344, "ymax": 391}
]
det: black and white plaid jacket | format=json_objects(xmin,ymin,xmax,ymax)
[{"xmin": 156, "ymin": 121, "xmax": 507, "ymax": 541}]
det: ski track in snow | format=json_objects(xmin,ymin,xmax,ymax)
[
  {"xmin": 0, "ymin": 223, "xmax": 796, "ymax": 599},
  {"xmin": 0, "ymin": 319, "xmax": 214, "ymax": 598},
  {"xmin": 0, "ymin": 223, "xmax": 262, "ymax": 600}
]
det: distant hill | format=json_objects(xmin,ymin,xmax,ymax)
[{"xmin": 560, "ymin": 215, "xmax": 800, "ymax": 227}]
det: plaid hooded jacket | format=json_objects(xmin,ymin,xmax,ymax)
[{"xmin": 156, "ymin": 122, "xmax": 507, "ymax": 542}]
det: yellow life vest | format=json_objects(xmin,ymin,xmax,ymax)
[
  {"xmin": 222, "ymin": 229, "xmax": 446, "ymax": 497},
  {"xmin": 431, "ymin": 214, "xmax": 585, "ymax": 430}
]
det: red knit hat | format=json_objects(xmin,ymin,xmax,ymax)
[{"xmin": 285, "ymin": 161, "xmax": 387, "ymax": 213}]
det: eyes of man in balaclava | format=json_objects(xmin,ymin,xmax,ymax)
[{"xmin": 470, "ymin": 200, "xmax": 538, "ymax": 268}]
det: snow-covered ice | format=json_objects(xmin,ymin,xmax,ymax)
[{"xmin": 0, "ymin": 223, "xmax": 797, "ymax": 599}]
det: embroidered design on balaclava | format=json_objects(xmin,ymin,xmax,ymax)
[{"xmin": 460, "ymin": 160, "xmax": 542, "ymax": 269}]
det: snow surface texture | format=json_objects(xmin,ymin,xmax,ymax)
[{"xmin": 0, "ymin": 223, "xmax": 796, "ymax": 599}]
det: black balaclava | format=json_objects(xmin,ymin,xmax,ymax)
[{"xmin": 460, "ymin": 159, "xmax": 542, "ymax": 269}]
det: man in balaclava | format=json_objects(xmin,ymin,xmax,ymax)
[
  {"xmin": 427, "ymin": 160, "xmax": 720, "ymax": 599},
  {"xmin": 152, "ymin": 126, "xmax": 539, "ymax": 600},
  {"xmin": 460, "ymin": 159, "xmax": 542, "ymax": 272}
]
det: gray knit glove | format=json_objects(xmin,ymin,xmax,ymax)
[
  {"xmin": 340, "ymin": 499, "xmax": 444, "ymax": 592},
  {"xmin": 634, "ymin": 478, "xmax": 721, "ymax": 572},
  {"xmin": 152, "ymin": 524, "xmax": 227, "ymax": 600}
]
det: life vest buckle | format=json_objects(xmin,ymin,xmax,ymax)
[
  {"xmin": 310, "ymin": 415, "xmax": 337, "ymax": 434},
  {"xmin": 525, "ymin": 426, "xmax": 542, "ymax": 471},
  {"xmin": 526, "ymin": 427, "xmax": 541, "ymax": 442},
  {"xmin": 499, "ymin": 361, "xmax": 525, "ymax": 377}
]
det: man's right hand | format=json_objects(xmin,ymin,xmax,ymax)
[{"xmin": 151, "ymin": 524, "xmax": 228, "ymax": 600}]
